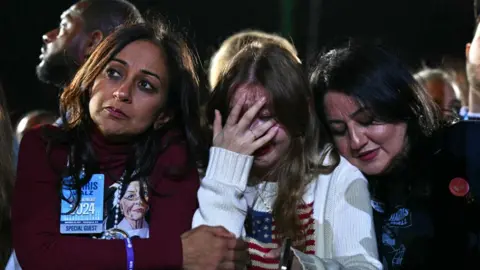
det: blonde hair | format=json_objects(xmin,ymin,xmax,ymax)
[
  {"xmin": 414, "ymin": 68, "xmax": 462, "ymax": 100},
  {"xmin": 208, "ymin": 30, "xmax": 299, "ymax": 89},
  {"xmin": 207, "ymin": 43, "xmax": 338, "ymax": 248}
]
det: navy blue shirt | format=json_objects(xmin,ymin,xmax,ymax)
[{"xmin": 370, "ymin": 121, "xmax": 480, "ymax": 269}]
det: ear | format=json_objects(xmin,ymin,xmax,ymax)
[
  {"xmin": 466, "ymin": 43, "xmax": 471, "ymax": 60},
  {"xmin": 84, "ymin": 30, "xmax": 104, "ymax": 58},
  {"xmin": 153, "ymin": 111, "xmax": 173, "ymax": 130}
]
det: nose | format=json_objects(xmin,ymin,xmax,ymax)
[
  {"xmin": 113, "ymin": 83, "xmax": 132, "ymax": 103},
  {"xmin": 42, "ymin": 28, "xmax": 59, "ymax": 44},
  {"xmin": 348, "ymin": 126, "xmax": 368, "ymax": 152}
]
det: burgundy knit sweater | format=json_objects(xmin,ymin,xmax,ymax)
[{"xmin": 12, "ymin": 125, "xmax": 199, "ymax": 269}]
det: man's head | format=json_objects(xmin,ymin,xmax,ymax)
[
  {"xmin": 15, "ymin": 110, "xmax": 57, "ymax": 142},
  {"xmin": 414, "ymin": 68, "xmax": 462, "ymax": 116},
  {"xmin": 37, "ymin": 0, "xmax": 143, "ymax": 88}
]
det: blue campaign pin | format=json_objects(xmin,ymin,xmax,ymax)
[{"xmin": 60, "ymin": 174, "xmax": 105, "ymax": 234}]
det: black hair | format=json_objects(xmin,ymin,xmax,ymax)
[
  {"xmin": 309, "ymin": 43, "xmax": 444, "ymax": 209},
  {"xmin": 310, "ymin": 43, "xmax": 442, "ymax": 149}
]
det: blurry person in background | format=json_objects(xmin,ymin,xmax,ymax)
[
  {"xmin": 0, "ymin": 81, "xmax": 16, "ymax": 268},
  {"xmin": 208, "ymin": 29, "xmax": 299, "ymax": 90},
  {"xmin": 441, "ymin": 56, "xmax": 469, "ymax": 117},
  {"xmin": 37, "ymin": 0, "xmax": 143, "ymax": 89},
  {"xmin": 15, "ymin": 110, "xmax": 57, "ymax": 142},
  {"xmin": 414, "ymin": 68, "xmax": 462, "ymax": 120}
]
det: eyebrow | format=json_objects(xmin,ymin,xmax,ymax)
[
  {"xmin": 111, "ymin": 58, "xmax": 164, "ymax": 86},
  {"xmin": 349, "ymin": 107, "xmax": 366, "ymax": 118},
  {"xmin": 327, "ymin": 107, "xmax": 367, "ymax": 124}
]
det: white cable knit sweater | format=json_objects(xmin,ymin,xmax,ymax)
[{"xmin": 192, "ymin": 147, "xmax": 382, "ymax": 270}]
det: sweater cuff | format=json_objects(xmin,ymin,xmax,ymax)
[{"xmin": 204, "ymin": 147, "xmax": 253, "ymax": 190}]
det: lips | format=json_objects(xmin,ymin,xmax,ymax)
[
  {"xmin": 105, "ymin": 106, "xmax": 128, "ymax": 119},
  {"xmin": 254, "ymin": 144, "xmax": 273, "ymax": 156},
  {"xmin": 357, "ymin": 149, "xmax": 379, "ymax": 162},
  {"xmin": 132, "ymin": 208, "xmax": 145, "ymax": 214}
]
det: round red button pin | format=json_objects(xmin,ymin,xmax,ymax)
[{"xmin": 449, "ymin": 177, "xmax": 470, "ymax": 197}]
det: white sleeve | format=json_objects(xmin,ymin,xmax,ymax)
[
  {"xmin": 292, "ymin": 158, "xmax": 383, "ymax": 270},
  {"xmin": 191, "ymin": 147, "xmax": 253, "ymax": 237}
]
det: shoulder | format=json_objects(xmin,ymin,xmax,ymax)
[
  {"xmin": 310, "ymin": 156, "xmax": 368, "ymax": 204},
  {"xmin": 316, "ymin": 156, "xmax": 366, "ymax": 187},
  {"xmin": 17, "ymin": 125, "xmax": 68, "ymax": 176},
  {"xmin": 151, "ymin": 129, "xmax": 199, "ymax": 188},
  {"xmin": 310, "ymin": 157, "xmax": 371, "ymax": 224},
  {"xmin": 20, "ymin": 124, "xmax": 61, "ymax": 150},
  {"xmin": 156, "ymin": 129, "xmax": 190, "ymax": 168}
]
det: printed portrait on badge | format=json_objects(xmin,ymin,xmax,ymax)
[{"xmin": 103, "ymin": 179, "xmax": 151, "ymax": 239}]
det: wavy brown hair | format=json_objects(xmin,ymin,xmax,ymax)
[
  {"xmin": 207, "ymin": 43, "xmax": 339, "ymax": 247},
  {"xmin": 51, "ymin": 19, "xmax": 208, "ymax": 211},
  {"xmin": 0, "ymin": 81, "xmax": 15, "ymax": 267}
]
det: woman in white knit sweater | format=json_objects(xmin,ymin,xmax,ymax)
[{"xmin": 192, "ymin": 42, "xmax": 382, "ymax": 270}]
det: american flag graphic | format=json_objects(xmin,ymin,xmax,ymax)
[{"xmin": 244, "ymin": 202, "xmax": 316, "ymax": 270}]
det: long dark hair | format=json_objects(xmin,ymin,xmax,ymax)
[
  {"xmin": 208, "ymin": 42, "xmax": 338, "ymax": 247},
  {"xmin": 46, "ymin": 19, "xmax": 207, "ymax": 211},
  {"xmin": 310, "ymin": 43, "xmax": 443, "ymax": 203},
  {"xmin": 0, "ymin": 81, "xmax": 15, "ymax": 267}
]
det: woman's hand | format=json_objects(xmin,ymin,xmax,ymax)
[{"xmin": 213, "ymin": 94, "xmax": 278, "ymax": 155}]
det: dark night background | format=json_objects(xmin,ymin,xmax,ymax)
[{"xmin": 0, "ymin": 0, "xmax": 475, "ymax": 125}]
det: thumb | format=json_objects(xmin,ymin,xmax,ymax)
[{"xmin": 213, "ymin": 110, "xmax": 222, "ymax": 139}]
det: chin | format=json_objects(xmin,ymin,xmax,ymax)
[
  {"xmin": 98, "ymin": 127, "xmax": 128, "ymax": 138},
  {"xmin": 358, "ymin": 162, "xmax": 388, "ymax": 176},
  {"xmin": 253, "ymin": 155, "xmax": 278, "ymax": 170}
]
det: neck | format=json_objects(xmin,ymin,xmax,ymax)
[
  {"xmin": 90, "ymin": 126, "xmax": 133, "ymax": 162},
  {"xmin": 250, "ymin": 166, "xmax": 275, "ymax": 183},
  {"xmin": 468, "ymin": 87, "xmax": 480, "ymax": 113},
  {"xmin": 127, "ymin": 218, "xmax": 144, "ymax": 229}
]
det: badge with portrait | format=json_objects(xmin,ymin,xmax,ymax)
[
  {"xmin": 102, "ymin": 179, "xmax": 151, "ymax": 239},
  {"xmin": 60, "ymin": 174, "xmax": 105, "ymax": 234}
]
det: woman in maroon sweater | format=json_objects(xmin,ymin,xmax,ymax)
[{"xmin": 12, "ymin": 21, "xmax": 244, "ymax": 270}]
